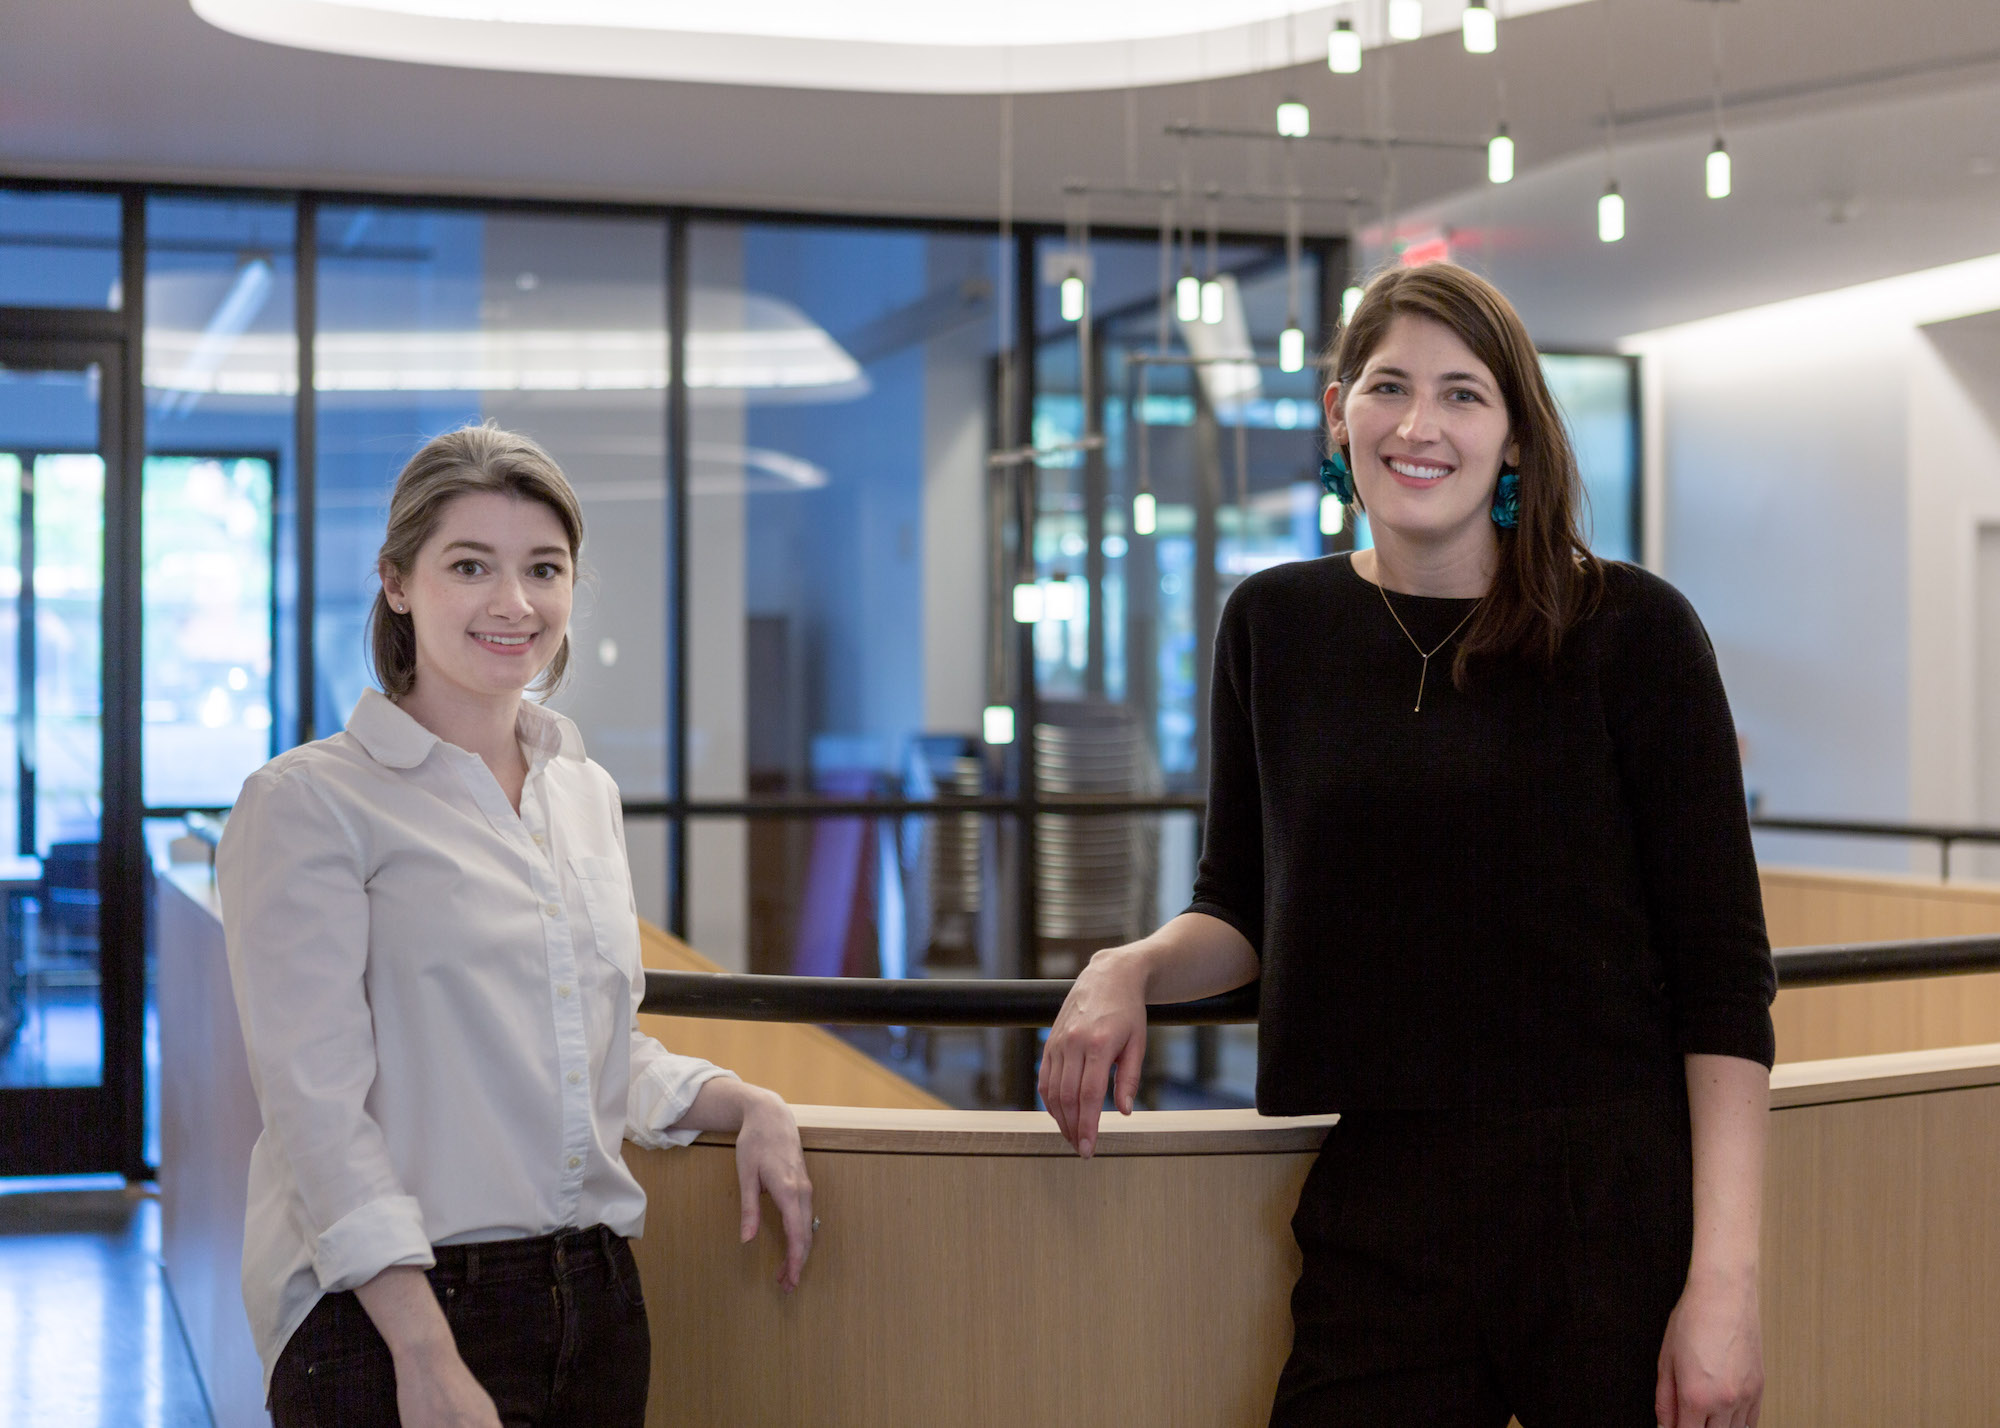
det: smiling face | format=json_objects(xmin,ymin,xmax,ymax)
[
  {"xmin": 1327, "ymin": 312, "xmax": 1521, "ymax": 560},
  {"xmin": 380, "ymin": 490, "xmax": 575, "ymax": 709}
]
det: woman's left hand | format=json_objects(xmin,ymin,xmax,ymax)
[
  {"xmin": 1654, "ymin": 1268, "xmax": 1763, "ymax": 1428},
  {"xmin": 733, "ymin": 1090, "xmax": 815, "ymax": 1293}
]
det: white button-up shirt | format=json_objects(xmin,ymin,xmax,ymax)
[{"xmin": 216, "ymin": 690, "xmax": 733, "ymax": 1388}]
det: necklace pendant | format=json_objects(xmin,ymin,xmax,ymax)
[{"xmin": 1415, "ymin": 655, "xmax": 1429, "ymax": 713}]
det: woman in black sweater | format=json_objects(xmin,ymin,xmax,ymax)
[{"xmin": 1039, "ymin": 263, "xmax": 1773, "ymax": 1428}]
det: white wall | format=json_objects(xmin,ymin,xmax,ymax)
[
  {"xmin": 1908, "ymin": 312, "xmax": 2000, "ymax": 879},
  {"xmin": 1627, "ymin": 324, "xmax": 1911, "ymax": 872},
  {"xmin": 1626, "ymin": 255, "xmax": 2000, "ymax": 877}
]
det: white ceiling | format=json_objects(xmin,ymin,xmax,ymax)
[
  {"xmin": 188, "ymin": 0, "xmax": 1595, "ymax": 93},
  {"xmin": 7, "ymin": 0, "xmax": 2000, "ymax": 343}
]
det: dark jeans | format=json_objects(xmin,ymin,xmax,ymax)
[
  {"xmin": 270, "ymin": 1225, "xmax": 651, "ymax": 1428},
  {"xmin": 1270, "ymin": 1090, "xmax": 1694, "ymax": 1428}
]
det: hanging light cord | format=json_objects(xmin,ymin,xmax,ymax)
[
  {"xmin": 1600, "ymin": 0, "xmax": 1618, "ymax": 181},
  {"xmin": 1709, "ymin": 0, "xmax": 1726, "ymax": 141}
]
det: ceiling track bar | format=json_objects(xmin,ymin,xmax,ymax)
[
  {"xmin": 1059, "ymin": 179, "xmax": 1363, "ymax": 207},
  {"xmin": 1166, "ymin": 121, "xmax": 1489, "ymax": 155}
]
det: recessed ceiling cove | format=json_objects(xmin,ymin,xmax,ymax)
[{"xmin": 191, "ymin": 0, "xmax": 1592, "ymax": 94}]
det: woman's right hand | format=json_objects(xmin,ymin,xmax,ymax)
[
  {"xmin": 393, "ymin": 1346, "xmax": 502, "ymax": 1428},
  {"xmin": 354, "ymin": 1266, "xmax": 500, "ymax": 1428},
  {"xmin": 1038, "ymin": 944, "xmax": 1151, "ymax": 1158}
]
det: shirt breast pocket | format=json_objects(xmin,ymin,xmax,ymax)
[{"xmin": 569, "ymin": 854, "xmax": 644, "ymax": 993}]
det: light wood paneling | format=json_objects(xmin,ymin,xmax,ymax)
[
  {"xmin": 636, "ymin": 922, "xmax": 944, "ymax": 1111},
  {"xmin": 1761, "ymin": 868, "xmax": 2000, "ymax": 1062},
  {"xmin": 629, "ymin": 1056, "xmax": 2000, "ymax": 1427},
  {"xmin": 627, "ymin": 1107, "xmax": 1333, "ymax": 1428},
  {"xmin": 1761, "ymin": 1063, "xmax": 2000, "ymax": 1424}
]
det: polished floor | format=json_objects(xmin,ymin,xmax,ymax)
[{"xmin": 0, "ymin": 1178, "xmax": 215, "ymax": 1428}]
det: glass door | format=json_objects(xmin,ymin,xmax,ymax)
[{"xmin": 0, "ymin": 340, "xmax": 131, "ymax": 1173}]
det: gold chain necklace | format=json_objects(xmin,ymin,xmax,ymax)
[{"xmin": 1373, "ymin": 579, "xmax": 1481, "ymax": 713}]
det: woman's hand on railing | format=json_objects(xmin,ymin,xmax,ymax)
[
  {"xmin": 1039, "ymin": 945, "xmax": 1152, "ymax": 1159},
  {"xmin": 678, "ymin": 1080, "xmax": 816, "ymax": 1292},
  {"xmin": 734, "ymin": 1090, "xmax": 816, "ymax": 1294}
]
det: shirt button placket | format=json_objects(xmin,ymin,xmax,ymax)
[{"xmin": 543, "ymin": 878, "xmax": 590, "ymax": 1212}]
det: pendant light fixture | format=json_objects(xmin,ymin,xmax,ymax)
[
  {"xmin": 1388, "ymin": 0, "xmax": 1425, "ymax": 42},
  {"xmin": 1320, "ymin": 492, "xmax": 1345, "ymax": 535},
  {"xmin": 998, "ymin": 90, "xmax": 1043, "ymax": 629},
  {"xmin": 1279, "ymin": 325, "xmax": 1307, "ymax": 373},
  {"xmin": 1176, "ymin": 271, "xmax": 1201, "ymax": 322},
  {"xmin": 1704, "ymin": 0, "xmax": 1731, "ymax": 198},
  {"xmin": 1596, "ymin": 0, "xmax": 1622, "ymax": 242},
  {"xmin": 1043, "ymin": 573, "xmax": 1079, "ymax": 622},
  {"xmin": 1200, "ymin": 197, "xmax": 1224, "ymax": 325},
  {"xmin": 1598, "ymin": 182, "xmax": 1625, "ymax": 242},
  {"xmin": 1342, "ymin": 196, "xmax": 1366, "ymax": 323},
  {"xmin": 1327, "ymin": 16, "xmax": 1361, "ymax": 73},
  {"xmin": 1487, "ymin": 48, "xmax": 1512, "ymax": 184},
  {"xmin": 1133, "ymin": 491, "xmax": 1158, "ymax": 536},
  {"xmin": 1059, "ymin": 187, "xmax": 1091, "ymax": 321},
  {"xmin": 1488, "ymin": 123, "xmax": 1514, "ymax": 183},
  {"xmin": 1279, "ymin": 5, "xmax": 1312, "ymax": 134},
  {"xmin": 1706, "ymin": 140, "xmax": 1731, "ymax": 200},
  {"xmin": 1137, "ymin": 196, "xmax": 1169, "ymax": 541},
  {"xmin": 1462, "ymin": 0, "xmax": 1496, "ymax": 54},
  {"xmin": 1279, "ymin": 188, "xmax": 1306, "ymax": 372},
  {"xmin": 1060, "ymin": 273, "xmax": 1086, "ymax": 321}
]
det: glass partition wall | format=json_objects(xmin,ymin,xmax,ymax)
[{"xmin": 5, "ymin": 177, "xmax": 1648, "ymax": 1155}]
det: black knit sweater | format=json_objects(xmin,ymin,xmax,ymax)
[{"xmin": 1187, "ymin": 554, "xmax": 1777, "ymax": 1114}]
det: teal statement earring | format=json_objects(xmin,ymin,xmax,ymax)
[
  {"xmin": 1491, "ymin": 470, "xmax": 1521, "ymax": 528},
  {"xmin": 1319, "ymin": 451, "xmax": 1356, "ymax": 505}
]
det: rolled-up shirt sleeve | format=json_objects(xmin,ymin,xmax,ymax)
[
  {"xmin": 606, "ymin": 793, "xmax": 737, "ymax": 1151},
  {"xmin": 217, "ymin": 767, "xmax": 435, "ymax": 1290},
  {"xmin": 624, "ymin": 1040, "xmax": 736, "ymax": 1151}
]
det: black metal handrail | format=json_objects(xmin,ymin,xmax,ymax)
[
  {"xmin": 616, "ymin": 798, "xmax": 1999, "ymax": 878},
  {"xmin": 640, "ymin": 935, "xmax": 2000, "ymax": 1026},
  {"xmin": 619, "ymin": 795, "xmax": 1208, "ymax": 819},
  {"xmin": 1752, "ymin": 816, "xmax": 2000, "ymax": 844},
  {"xmin": 1750, "ymin": 816, "xmax": 2000, "ymax": 880},
  {"xmin": 1768, "ymin": 934, "xmax": 2000, "ymax": 987},
  {"xmin": 640, "ymin": 972, "xmax": 1256, "ymax": 1026}
]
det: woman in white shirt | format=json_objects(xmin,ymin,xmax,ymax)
[{"xmin": 218, "ymin": 424, "xmax": 814, "ymax": 1428}]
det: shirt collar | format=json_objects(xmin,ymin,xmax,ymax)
[
  {"xmin": 346, "ymin": 688, "xmax": 587, "ymax": 770},
  {"xmin": 515, "ymin": 696, "xmax": 587, "ymax": 768}
]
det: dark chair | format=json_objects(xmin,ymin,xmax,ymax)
[{"xmin": 38, "ymin": 840, "xmax": 99, "ymax": 964}]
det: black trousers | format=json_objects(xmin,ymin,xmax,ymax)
[
  {"xmin": 1270, "ymin": 1090, "xmax": 1693, "ymax": 1427},
  {"xmin": 270, "ymin": 1225, "xmax": 652, "ymax": 1428}
]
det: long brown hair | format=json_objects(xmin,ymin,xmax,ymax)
[
  {"xmin": 1325, "ymin": 263, "xmax": 1602, "ymax": 685},
  {"xmin": 369, "ymin": 423, "xmax": 585, "ymax": 701}
]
